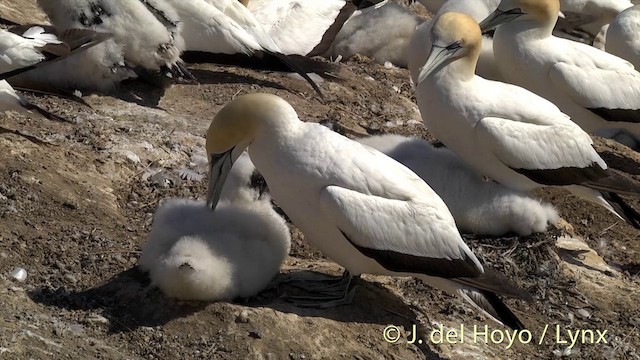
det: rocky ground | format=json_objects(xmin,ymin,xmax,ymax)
[{"xmin": 1, "ymin": 1, "xmax": 639, "ymax": 359}]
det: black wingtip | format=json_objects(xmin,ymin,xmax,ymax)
[
  {"xmin": 481, "ymin": 291, "xmax": 527, "ymax": 331},
  {"xmin": 267, "ymin": 51, "xmax": 325, "ymax": 99},
  {"xmin": 20, "ymin": 100, "xmax": 69, "ymax": 123},
  {"xmin": 602, "ymin": 192, "xmax": 640, "ymax": 229}
]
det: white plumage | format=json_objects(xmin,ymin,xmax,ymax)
[
  {"xmin": 606, "ymin": 5, "xmax": 640, "ymax": 69},
  {"xmin": 560, "ymin": 0, "xmax": 633, "ymax": 37},
  {"xmin": 0, "ymin": 25, "xmax": 107, "ymax": 118},
  {"xmin": 36, "ymin": 0, "xmax": 190, "ymax": 88},
  {"xmin": 204, "ymin": 93, "xmax": 531, "ymax": 329},
  {"xmin": 408, "ymin": 0, "xmax": 503, "ymax": 84},
  {"xmin": 325, "ymin": 3, "xmax": 423, "ymax": 67},
  {"xmin": 357, "ymin": 135, "xmax": 559, "ymax": 236},
  {"xmin": 139, "ymin": 197, "xmax": 290, "ymax": 301},
  {"xmin": 416, "ymin": 12, "xmax": 640, "ymax": 228},
  {"xmin": 485, "ymin": 0, "xmax": 640, "ymax": 150},
  {"xmin": 245, "ymin": 0, "xmax": 351, "ymax": 56}
]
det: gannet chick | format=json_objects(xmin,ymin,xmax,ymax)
[
  {"xmin": 606, "ymin": 5, "xmax": 640, "ymax": 69},
  {"xmin": 357, "ymin": 135, "xmax": 559, "ymax": 236},
  {"xmin": 408, "ymin": 0, "xmax": 504, "ymax": 83},
  {"xmin": 416, "ymin": 12, "xmax": 640, "ymax": 229},
  {"xmin": 36, "ymin": 0, "xmax": 193, "ymax": 86},
  {"xmin": 205, "ymin": 93, "xmax": 532, "ymax": 329},
  {"xmin": 325, "ymin": 3, "xmax": 423, "ymax": 67},
  {"xmin": 243, "ymin": 0, "xmax": 388, "ymax": 56},
  {"xmin": 139, "ymin": 197, "xmax": 290, "ymax": 301},
  {"xmin": 220, "ymin": 151, "xmax": 269, "ymax": 204},
  {"xmin": 481, "ymin": 0, "xmax": 640, "ymax": 151}
]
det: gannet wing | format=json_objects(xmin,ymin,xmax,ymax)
[
  {"xmin": 319, "ymin": 185, "xmax": 484, "ymax": 279},
  {"xmin": 548, "ymin": 51, "xmax": 640, "ymax": 123}
]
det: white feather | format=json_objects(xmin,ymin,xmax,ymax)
[
  {"xmin": 140, "ymin": 198, "xmax": 290, "ymax": 301},
  {"xmin": 357, "ymin": 135, "xmax": 559, "ymax": 236},
  {"xmin": 606, "ymin": 5, "xmax": 640, "ymax": 69}
]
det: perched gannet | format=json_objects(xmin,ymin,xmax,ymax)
[
  {"xmin": 408, "ymin": 0, "xmax": 503, "ymax": 83},
  {"xmin": 1, "ymin": 26, "xmax": 108, "ymax": 120},
  {"xmin": 36, "ymin": 0, "xmax": 194, "ymax": 86},
  {"xmin": 205, "ymin": 93, "xmax": 532, "ymax": 329},
  {"xmin": 164, "ymin": 0, "xmax": 325, "ymax": 97},
  {"xmin": 357, "ymin": 135, "xmax": 559, "ymax": 236},
  {"xmin": 243, "ymin": 0, "xmax": 388, "ymax": 57},
  {"xmin": 416, "ymin": 12, "xmax": 640, "ymax": 228},
  {"xmin": 1, "ymin": 25, "xmax": 110, "ymax": 79},
  {"xmin": 325, "ymin": 3, "xmax": 423, "ymax": 67},
  {"xmin": 481, "ymin": 0, "xmax": 640, "ymax": 150},
  {"xmin": 139, "ymin": 196, "xmax": 290, "ymax": 301},
  {"xmin": 606, "ymin": 5, "xmax": 640, "ymax": 69},
  {"xmin": 560, "ymin": 0, "xmax": 633, "ymax": 38}
]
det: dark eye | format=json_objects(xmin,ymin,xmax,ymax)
[{"xmin": 446, "ymin": 41, "xmax": 462, "ymax": 50}]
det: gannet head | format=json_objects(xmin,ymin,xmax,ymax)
[
  {"xmin": 417, "ymin": 12, "xmax": 482, "ymax": 84},
  {"xmin": 205, "ymin": 93, "xmax": 289, "ymax": 210},
  {"xmin": 479, "ymin": 0, "xmax": 560, "ymax": 32}
]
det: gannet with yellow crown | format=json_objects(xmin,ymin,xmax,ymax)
[{"xmin": 204, "ymin": 92, "xmax": 532, "ymax": 329}]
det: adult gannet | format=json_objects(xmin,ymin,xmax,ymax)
[
  {"xmin": 480, "ymin": 0, "xmax": 640, "ymax": 150},
  {"xmin": 606, "ymin": 5, "xmax": 640, "ymax": 69},
  {"xmin": 416, "ymin": 12, "xmax": 640, "ymax": 228},
  {"xmin": 560, "ymin": 0, "xmax": 633, "ymax": 38},
  {"xmin": 205, "ymin": 93, "xmax": 532, "ymax": 329},
  {"xmin": 242, "ymin": 0, "xmax": 388, "ymax": 57},
  {"xmin": 1, "ymin": 25, "xmax": 108, "ymax": 119},
  {"xmin": 163, "ymin": 0, "xmax": 326, "ymax": 97},
  {"xmin": 1, "ymin": 25, "xmax": 110, "ymax": 79},
  {"xmin": 139, "ymin": 196, "xmax": 290, "ymax": 301},
  {"xmin": 36, "ymin": 0, "xmax": 194, "ymax": 86},
  {"xmin": 408, "ymin": 0, "xmax": 504, "ymax": 83},
  {"xmin": 357, "ymin": 135, "xmax": 559, "ymax": 236}
]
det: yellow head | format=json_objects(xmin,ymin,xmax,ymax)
[
  {"xmin": 205, "ymin": 93, "xmax": 292, "ymax": 210},
  {"xmin": 417, "ymin": 12, "xmax": 482, "ymax": 84},
  {"xmin": 479, "ymin": 0, "xmax": 560, "ymax": 32}
]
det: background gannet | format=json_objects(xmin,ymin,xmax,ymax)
[
  {"xmin": 139, "ymin": 196, "xmax": 290, "ymax": 301},
  {"xmin": 1, "ymin": 25, "xmax": 110, "ymax": 78},
  {"xmin": 408, "ymin": 0, "xmax": 504, "ymax": 83},
  {"xmin": 165, "ymin": 0, "xmax": 327, "ymax": 97},
  {"xmin": 205, "ymin": 93, "xmax": 532, "ymax": 329},
  {"xmin": 243, "ymin": 0, "xmax": 388, "ymax": 57},
  {"xmin": 324, "ymin": 3, "xmax": 423, "ymax": 67},
  {"xmin": 0, "ymin": 25, "xmax": 109, "ymax": 119},
  {"xmin": 606, "ymin": 5, "xmax": 640, "ymax": 69},
  {"xmin": 357, "ymin": 135, "xmax": 560, "ymax": 236},
  {"xmin": 483, "ymin": 0, "xmax": 640, "ymax": 151},
  {"xmin": 36, "ymin": 0, "xmax": 194, "ymax": 87},
  {"xmin": 416, "ymin": 11, "xmax": 640, "ymax": 229}
]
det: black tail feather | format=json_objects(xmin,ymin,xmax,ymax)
[
  {"xmin": 602, "ymin": 192, "xmax": 640, "ymax": 229},
  {"xmin": 266, "ymin": 51, "xmax": 324, "ymax": 99}
]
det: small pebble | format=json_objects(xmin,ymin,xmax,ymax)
[
  {"xmin": 236, "ymin": 310, "xmax": 250, "ymax": 323},
  {"xmin": 10, "ymin": 267, "xmax": 27, "ymax": 282},
  {"xmin": 577, "ymin": 308, "xmax": 591, "ymax": 319}
]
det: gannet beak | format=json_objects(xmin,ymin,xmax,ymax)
[
  {"xmin": 206, "ymin": 147, "xmax": 235, "ymax": 210},
  {"xmin": 417, "ymin": 43, "xmax": 461, "ymax": 84},
  {"xmin": 479, "ymin": 8, "xmax": 524, "ymax": 33}
]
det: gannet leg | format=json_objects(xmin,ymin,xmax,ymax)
[{"xmin": 284, "ymin": 272, "xmax": 360, "ymax": 308}]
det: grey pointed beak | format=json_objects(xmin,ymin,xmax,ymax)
[
  {"xmin": 479, "ymin": 8, "xmax": 525, "ymax": 34},
  {"xmin": 417, "ymin": 43, "xmax": 461, "ymax": 85},
  {"xmin": 206, "ymin": 147, "xmax": 235, "ymax": 210}
]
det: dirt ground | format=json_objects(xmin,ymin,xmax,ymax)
[{"xmin": 1, "ymin": 1, "xmax": 639, "ymax": 359}]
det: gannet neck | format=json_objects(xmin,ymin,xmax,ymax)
[{"xmin": 497, "ymin": 17, "xmax": 555, "ymax": 40}]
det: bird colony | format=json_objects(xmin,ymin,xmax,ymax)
[{"xmin": 1, "ymin": 0, "xmax": 639, "ymax": 357}]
